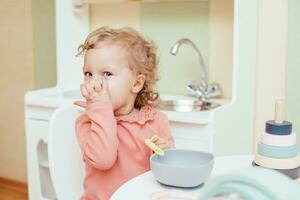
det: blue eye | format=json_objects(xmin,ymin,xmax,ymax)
[
  {"xmin": 103, "ymin": 71, "xmax": 113, "ymax": 77},
  {"xmin": 84, "ymin": 72, "xmax": 92, "ymax": 77}
]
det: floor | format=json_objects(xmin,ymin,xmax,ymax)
[{"xmin": 0, "ymin": 178, "xmax": 28, "ymax": 200}]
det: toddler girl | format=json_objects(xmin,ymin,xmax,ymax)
[{"xmin": 74, "ymin": 26, "xmax": 176, "ymax": 200}]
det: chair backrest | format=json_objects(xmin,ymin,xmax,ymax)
[{"xmin": 48, "ymin": 105, "xmax": 85, "ymax": 200}]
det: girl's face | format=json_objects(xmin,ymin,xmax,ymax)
[{"xmin": 82, "ymin": 43, "xmax": 145, "ymax": 114}]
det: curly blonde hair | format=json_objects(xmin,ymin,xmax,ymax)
[{"xmin": 77, "ymin": 26, "xmax": 160, "ymax": 109}]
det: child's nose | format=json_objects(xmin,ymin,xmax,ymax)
[
  {"xmin": 92, "ymin": 73, "xmax": 101, "ymax": 80},
  {"xmin": 92, "ymin": 74, "xmax": 103, "ymax": 84}
]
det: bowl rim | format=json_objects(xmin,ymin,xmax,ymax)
[{"xmin": 150, "ymin": 149, "xmax": 215, "ymax": 169}]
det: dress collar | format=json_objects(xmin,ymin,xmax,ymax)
[{"xmin": 115, "ymin": 105, "xmax": 157, "ymax": 125}]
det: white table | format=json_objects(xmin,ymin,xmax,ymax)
[{"xmin": 110, "ymin": 155, "xmax": 254, "ymax": 200}]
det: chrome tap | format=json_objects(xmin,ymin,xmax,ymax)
[
  {"xmin": 170, "ymin": 38, "xmax": 208, "ymax": 87},
  {"xmin": 170, "ymin": 38, "xmax": 221, "ymax": 101},
  {"xmin": 186, "ymin": 81, "xmax": 221, "ymax": 102}
]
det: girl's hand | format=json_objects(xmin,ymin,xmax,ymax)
[
  {"xmin": 74, "ymin": 76, "xmax": 111, "ymax": 109},
  {"xmin": 151, "ymin": 135, "xmax": 172, "ymax": 150}
]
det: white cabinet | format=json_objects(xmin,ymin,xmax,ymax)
[
  {"xmin": 25, "ymin": 118, "xmax": 57, "ymax": 200},
  {"xmin": 170, "ymin": 121, "xmax": 213, "ymax": 152}
]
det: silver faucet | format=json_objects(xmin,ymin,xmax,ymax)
[{"xmin": 170, "ymin": 38, "xmax": 221, "ymax": 101}]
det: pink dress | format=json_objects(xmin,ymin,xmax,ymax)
[{"xmin": 75, "ymin": 100, "xmax": 176, "ymax": 200}]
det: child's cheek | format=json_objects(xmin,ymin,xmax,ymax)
[
  {"xmin": 84, "ymin": 76, "xmax": 92, "ymax": 83},
  {"xmin": 105, "ymin": 80, "xmax": 113, "ymax": 96}
]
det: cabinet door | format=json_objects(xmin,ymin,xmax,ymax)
[
  {"xmin": 169, "ymin": 121, "xmax": 213, "ymax": 152},
  {"xmin": 25, "ymin": 119, "xmax": 56, "ymax": 200},
  {"xmin": 174, "ymin": 138, "xmax": 211, "ymax": 152}
]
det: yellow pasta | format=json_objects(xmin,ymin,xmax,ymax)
[
  {"xmin": 150, "ymin": 135, "xmax": 159, "ymax": 143},
  {"xmin": 145, "ymin": 139, "xmax": 164, "ymax": 156}
]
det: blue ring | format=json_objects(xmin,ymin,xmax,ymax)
[
  {"xmin": 258, "ymin": 142, "xmax": 298, "ymax": 159},
  {"xmin": 265, "ymin": 120, "xmax": 292, "ymax": 135}
]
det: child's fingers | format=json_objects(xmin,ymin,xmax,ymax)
[
  {"xmin": 80, "ymin": 84, "xmax": 90, "ymax": 100},
  {"xmin": 73, "ymin": 101, "xmax": 87, "ymax": 108},
  {"xmin": 156, "ymin": 143, "xmax": 168, "ymax": 150},
  {"xmin": 94, "ymin": 85, "xmax": 102, "ymax": 93},
  {"xmin": 101, "ymin": 76, "xmax": 109, "ymax": 92},
  {"xmin": 155, "ymin": 138, "xmax": 168, "ymax": 145},
  {"xmin": 84, "ymin": 77, "xmax": 93, "ymax": 88},
  {"xmin": 155, "ymin": 139, "xmax": 169, "ymax": 149},
  {"xmin": 93, "ymin": 78, "xmax": 102, "ymax": 92},
  {"xmin": 84, "ymin": 82, "xmax": 97, "ymax": 98},
  {"xmin": 145, "ymin": 139, "xmax": 164, "ymax": 156},
  {"xmin": 100, "ymin": 76, "xmax": 111, "ymax": 99}
]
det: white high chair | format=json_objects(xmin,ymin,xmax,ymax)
[{"xmin": 48, "ymin": 106, "xmax": 85, "ymax": 200}]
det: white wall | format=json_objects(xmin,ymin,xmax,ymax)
[{"xmin": 254, "ymin": 0, "xmax": 288, "ymax": 151}]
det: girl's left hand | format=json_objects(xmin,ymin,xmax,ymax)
[
  {"xmin": 74, "ymin": 76, "xmax": 111, "ymax": 109},
  {"xmin": 151, "ymin": 135, "xmax": 172, "ymax": 150}
]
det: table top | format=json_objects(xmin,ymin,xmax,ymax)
[{"xmin": 110, "ymin": 155, "xmax": 254, "ymax": 200}]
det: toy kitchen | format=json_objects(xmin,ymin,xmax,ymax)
[{"xmin": 23, "ymin": 0, "xmax": 250, "ymax": 199}]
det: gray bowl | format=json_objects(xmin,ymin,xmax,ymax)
[{"xmin": 150, "ymin": 149, "xmax": 214, "ymax": 188}]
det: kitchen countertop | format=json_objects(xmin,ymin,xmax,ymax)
[{"xmin": 25, "ymin": 87, "xmax": 230, "ymax": 124}]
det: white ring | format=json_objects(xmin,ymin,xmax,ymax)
[
  {"xmin": 260, "ymin": 132, "xmax": 296, "ymax": 147},
  {"xmin": 254, "ymin": 153, "xmax": 300, "ymax": 170}
]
